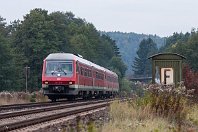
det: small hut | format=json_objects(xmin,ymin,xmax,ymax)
[{"xmin": 148, "ymin": 53, "xmax": 185, "ymax": 85}]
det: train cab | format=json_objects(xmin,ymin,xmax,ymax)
[{"xmin": 42, "ymin": 53, "xmax": 77, "ymax": 101}]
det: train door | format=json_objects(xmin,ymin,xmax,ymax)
[
  {"xmin": 92, "ymin": 66, "xmax": 95, "ymax": 87},
  {"xmin": 104, "ymin": 71, "xmax": 107, "ymax": 89},
  {"xmin": 76, "ymin": 61, "xmax": 79, "ymax": 88}
]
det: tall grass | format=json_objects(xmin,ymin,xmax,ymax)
[
  {"xmin": 187, "ymin": 105, "xmax": 198, "ymax": 126},
  {"xmin": 101, "ymin": 101, "xmax": 175, "ymax": 132},
  {"xmin": 101, "ymin": 83, "xmax": 198, "ymax": 132}
]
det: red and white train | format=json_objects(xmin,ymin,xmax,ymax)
[{"xmin": 42, "ymin": 53, "xmax": 119, "ymax": 101}]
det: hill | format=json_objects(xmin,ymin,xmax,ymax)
[{"xmin": 102, "ymin": 31, "xmax": 165, "ymax": 76}]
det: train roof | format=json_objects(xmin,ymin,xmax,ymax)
[{"xmin": 45, "ymin": 53, "xmax": 118, "ymax": 77}]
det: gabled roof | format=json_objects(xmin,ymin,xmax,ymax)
[{"xmin": 148, "ymin": 53, "xmax": 186, "ymax": 60}]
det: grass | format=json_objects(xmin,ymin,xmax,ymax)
[
  {"xmin": 101, "ymin": 101, "xmax": 178, "ymax": 132},
  {"xmin": 0, "ymin": 91, "xmax": 48, "ymax": 105},
  {"xmin": 101, "ymin": 100, "xmax": 198, "ymax": 132},
  {"xmin": 187, "ymin": 104, "xmax": 198, "ymax": 126}
]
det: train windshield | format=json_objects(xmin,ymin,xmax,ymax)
[{"xmin": 45, "ymin": 61, "xmax": 73, "ymax": 77}]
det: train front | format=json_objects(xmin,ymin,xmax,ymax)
[{"xmin": 42, "ymin": 53, "xmax": 77, "ymax": 101}]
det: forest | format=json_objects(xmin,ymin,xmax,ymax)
[
  {"xmin": 0, "ymin": 8, "xmax": 126, "ymax": 92},
  {"xmin": 1, "ymin": 8, "xmax": 198, "ymax": 93},
  {"xmin": 102, "ymin": 31, "xmax": 164, "ymax": 76}
]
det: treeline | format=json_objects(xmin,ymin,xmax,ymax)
[
  {"xmin": 160, "ymin": 29, "xmax": 198, "ymax": 94},
  {"xmin": 132, "ymin": 29, "xmax": 198, "ymax": 78},
  {"xmin": 0, "ymin": 8, "xmax": 126, "ymax": 92},
  {"xmin": 161, "ymin": 29, "xmax": 198, "ymax": 71},
  {"xmin": 102, "ymin": 31, "xmax": 164, "ymax": 76}
]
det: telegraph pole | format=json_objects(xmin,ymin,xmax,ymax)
[{"xmin": 25, "ymin": 66, "xmax": 30, "ymax": 93}]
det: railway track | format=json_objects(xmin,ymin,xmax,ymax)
[
  {"xmin": 0, "ymin": 99, "xmax": 111, "ymax": 132},
  {"xmin": 0, "ymin": 100, "xmax": 108, "ymax": 119},
  {"xmin": 0, "ymin": 100, "xmax": 78, "ymax": 111}
]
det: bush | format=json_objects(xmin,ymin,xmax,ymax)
[
  {"xmin": 145, "ymin": 83, "xmax": 191, "ymax": 117},
  {"xmin": 144, "ymin": 82, "xmax": 196, "ymax": 131},
  {"xmin": 183, "ymin": 65, "xmax": 198, "ymax": 98},
  {"xmin": 131, "ymin": 81, "xmax": 145, "ymax": 97},
  {"xmin": 30, "ymin": 93, "xmax": 36, "ymax": 102}
]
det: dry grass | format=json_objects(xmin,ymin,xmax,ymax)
[
  {"xmin": 187, "ymin": 104, "xmax": 198, "ymax": 126},
  {"xmin": 101, "ymin": 101, "xmax": 176, "ymax": 132},
  {"xmin": 101, "ymin": 100, "xmax": 198, "ymax": 132},
  {"xmin": 0, "ymin": 91, "xmax": 48, "ymax": 105}
]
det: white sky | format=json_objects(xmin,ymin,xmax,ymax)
[{"xmin": 0, "ymin": 0, "xmax": 197, "ymax": 37}]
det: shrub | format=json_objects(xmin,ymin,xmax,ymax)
[
  {"xmin": 183, "ymin": 65, "xmax": 198, "ymax": 98},
  {"xmin": 30, "ymin": 93, "xmax": 36, "ymax": 102},
  {"xmin": 145, "ymin": 82, "xmax": 195, "ymax": 131}
]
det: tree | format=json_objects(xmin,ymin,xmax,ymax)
[
  {"xmin": 159, "ymin": 32, "xmax": 190, "ymax": 52},
  {"xmin": 11, "ymin": 9, "xmax": 61, "ymax": 90},
  {"xmin": 0, "ymin": 16, "xmax": 16, "ymax": 91},
  {"xmin": 9, "ymin": 9, "xmax": 127, "ymax": 91},
  {"xmin": 162, "ymin": 30, "xmax": 198, "ymax": 71},
  {"xmin": 132, "ymin": 38, "xmax": 158, "ymax": 77},
  {"xmin": 109, "ymin": 56, "xmax": 127, "ymax": 78}
]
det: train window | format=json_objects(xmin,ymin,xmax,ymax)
[
  {"xmin": 84, "ymin": 69, "xmax": 88, "ymax": 76},
  {"xmin": 107, "ymin": 76, "xmax": 111, "ymax": 82},
  {"xmin": 89, "ymin": 70, "xmax": 91, "ymax": 77},
  {"xmin": 88, "ymin": 70, "xmax": 92, "ymax": 77},
  {"xmin": 109, "ymin": 76, "xmax": 112, "ymax": 82},
  {"xmin": 87, "ymin": 70, "xmax": 89, "ymax": 77},
  {"xmin": 80, "ymin": 67, "xmax": 83, "ymax": 75},
  {"xmin": 101, "ymin": 74, "xmax": 104, "ymax": 80},
  {"xmin": 76, "ymin": 62, "xmax": 79, "ymax": 73},
  {"xmin": 95, "ymin": 72, "xmax": 104, "ymax": 80},
  {"xmin": 46, "ymin": 61, "xmax": 73, "ymax": 77},
  {"xmin": 87, "ymin": 70, "xmax": 89, "ymax": 76},
  {"xmin": 96, "ymin": 72, "xmax": 99, "ymax": 79}
]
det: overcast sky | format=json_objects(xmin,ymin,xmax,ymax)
[{"xmin": 0, "ymin": 0, "xmax": 197, "ymax": 37}]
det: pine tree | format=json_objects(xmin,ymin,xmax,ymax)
[{"xmin": 132, "ymin": 38, "xmax": 158, "ymax": 77}]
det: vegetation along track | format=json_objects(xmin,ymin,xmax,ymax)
[{"xmin": 0, "ymin": 99, "xmax": 111, "ymax": 132}]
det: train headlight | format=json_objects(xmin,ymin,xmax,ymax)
[
  {"xmin": 45, "ymin": 81, "xmax": 48, "ymax": 84},
  {"xmin": 69, "ymin": 81, "xmax": 73, "ymax": 84},
  {"xmin": 57, "ymin": 74, "xmax": 61, "ymax": 77}
]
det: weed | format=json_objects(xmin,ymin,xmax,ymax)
[{"xmin": 101, "ymin": 82, "xmax": 197, "ymax": 132}]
